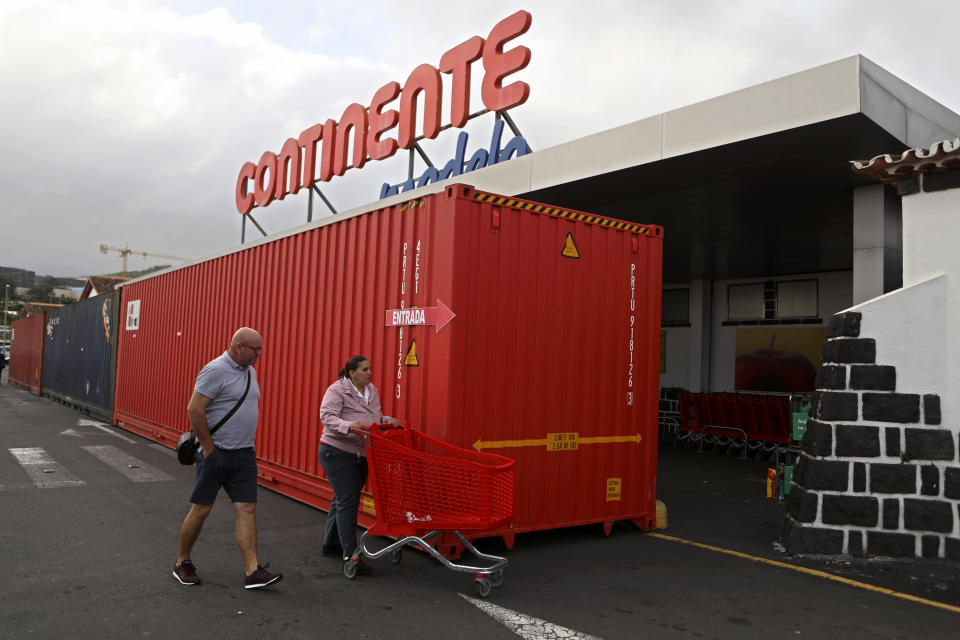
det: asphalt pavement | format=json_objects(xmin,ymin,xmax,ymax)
[{"xmin": 1, "ymin": 373, "xmax": 958, "ymax": 639}]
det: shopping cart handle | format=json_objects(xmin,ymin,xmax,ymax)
[{"xmin": 349, "ymin": 421, "xmax": 407, "ymax": 435}]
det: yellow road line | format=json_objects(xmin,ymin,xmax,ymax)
[{"xmin": 647, "ymin": 532, "xmax": 960, "ymax": 615}]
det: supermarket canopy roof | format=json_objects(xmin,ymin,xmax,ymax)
[{"xmin": 378, "ymin": 55, "xmax": 960, "ymax": 284}]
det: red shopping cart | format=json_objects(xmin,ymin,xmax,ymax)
[{"xmin": 346, "ymin": 424, "xmax": 515, "ymax": 597}]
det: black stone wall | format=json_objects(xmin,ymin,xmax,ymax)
[{"xmin": 783, "ymin": 311, "xmax": 959, "ymax": 560}]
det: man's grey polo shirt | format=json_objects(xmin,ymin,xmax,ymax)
[{"xmin": 194, "ymin": 351, "xmax": 260, "ymax": 450}]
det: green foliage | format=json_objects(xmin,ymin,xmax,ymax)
[
  {"xmin": 106, "ymin": 264, "xmax": 171, "ymax": 279},
  {"xmin": 26, "ymin": 283, "xmax": 54, "ymax": 301}
]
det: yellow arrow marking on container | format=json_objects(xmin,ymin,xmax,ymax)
[
  {"xmin": 472, "ymin": 433, "xmax": 641, "ymax": 451},
  {"xmin": 580, "ymin": 434, "xmax": 642, "ymax": 445},
  {"xmin": 473, "ymin": 437, "xmax": 549, "ymax": 451}
]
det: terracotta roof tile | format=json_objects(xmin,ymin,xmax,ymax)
[{"xmin": 851, "ymin": 137, "xmax": 960, "ymax": 185}]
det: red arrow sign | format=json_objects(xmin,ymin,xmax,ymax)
[{"xmin": 384, "ymin": 299, "xmax": 456, "ymax": 333}]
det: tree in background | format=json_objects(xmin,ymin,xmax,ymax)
[
  {"xmin": 26, "ymin": 283, "xmax": 54, "ymax": 302},
  {"xmin": 24, "ymin": 283, "xmax": 75, "ymax": 306},
  {"xmin": 0, "ymin": 276, "xmax": 18, "ymax": 327}
]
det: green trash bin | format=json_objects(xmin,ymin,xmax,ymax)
[{"xmin": 782, "ymin": 465, "xmax": 794, "ymax": 499}]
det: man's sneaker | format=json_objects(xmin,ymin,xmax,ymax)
[
  {"xmin": 173, "ymin": 560, "xmax": 200, "ymax": 585},
  {"xmin": 322, "ymin": 542, "xmax": 343, "ymax": 558},
  {"xmin": 244, "ymin": 563, "xmax": 283, "ymax": 589}
]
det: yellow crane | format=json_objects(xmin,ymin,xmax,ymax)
[{"xmin": 99, "ymin": 243, "xmax": 190, "ymax": 276}]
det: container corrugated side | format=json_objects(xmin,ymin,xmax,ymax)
[
  {"xmin": 112, "ymin": 183, "xmax": 663, "ymax": 544},
  {"xmin": 9, "ymin": 314, "xmax": 46, "ymax": 394},
  {"xmin": 385, "ymin": 185, "xmax": 663, "ymax": 544},
  {"xmin": 41, "ymin": 292, "xmax": 119, "ymax": 422}
]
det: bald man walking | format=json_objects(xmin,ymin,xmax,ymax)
[{"xmin": 173, "ymin": 327, "xmax": 282, "ymax": 589}]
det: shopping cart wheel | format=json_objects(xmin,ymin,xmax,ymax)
[
  {"xmin": 388, "ymin": 549, "xmax": 402, "ymax": 564},
  {"xmin": 343, "ymin": 560, "xmax": 358, "ymax": 580},
  {"xmin": 475, "ymin": 578, "xmax": 492, "ymax": 598},
  {"xmin": 489, "ymin": 570, "xmax": 503, "ymax": 588}
]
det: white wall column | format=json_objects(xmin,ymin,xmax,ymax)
[{"xmin": 853, "ymin": 184, "xmax": 902, "ymax": 304}]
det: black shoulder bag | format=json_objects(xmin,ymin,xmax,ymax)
[{"xmin": 176, "ymin": 370, "xmax": 251, "ymax": 465}]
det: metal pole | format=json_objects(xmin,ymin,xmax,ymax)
[
  {"xmin": 413, "ymin": 142, "xmax": 434, "ymax": 168},
  {"xmin": 247, "ymin": 213, "xmax": 268, "ymax": 237},
  {"xmin": 241, "ymin": 214, "xmax": 247, "ymax": 244},
  {"xmin": 312, "ymin": 185, "xmax": 338, "ymax": 216},
  {"xmin": 308, "ymin": 187, "xmax": 314, "ymax": 223},
  {"xmin": 4, "ymin": 284, "xmax": 8, "ymax": 331},
  {"xmin": 499, "ymin": 111, "xmax": 531, "ymax": 151}
]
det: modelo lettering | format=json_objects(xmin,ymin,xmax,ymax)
[
  {"xmin": 378, "ymin": 118, "xmax": 530, "ymax": 199},
  {"xmin": 235, "ymin": 10, "xmax": 532, "ymax": 215}
]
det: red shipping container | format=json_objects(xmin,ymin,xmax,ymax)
[
  {"xmin": 113, "ymin": 184, "xmax": 662, "ymax": 545},
  {"xmin": 9, "ymin": 313, "xmax": 46, "ymax": 394}
]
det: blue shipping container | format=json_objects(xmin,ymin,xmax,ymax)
[{"xmin": 41, "ymin": 292, "xmax": 120, "ymax": 422}]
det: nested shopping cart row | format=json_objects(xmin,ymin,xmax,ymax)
[{"xmin": 673, "ymin": 392, "xmax": 791, "ymax": 452}]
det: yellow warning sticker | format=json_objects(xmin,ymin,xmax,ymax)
[
  {"xmin": 404, "ymin": 339, "xmax": 419, "ymax": 366},
  {"xmin": 361, "ymin": 495, "xmax": 376, "ymax": 516},
  {"xmin": 607, "ymin": 478, "xmax": 622, "ymax": 502},
  {"xmin": 561, "ymin": 232, "xmax": 580, "ymax": 259},
  {"xmin": 547, "ymin": 432, "xmax": 579, "ymax": 451}
]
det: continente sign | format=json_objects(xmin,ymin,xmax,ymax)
[{"xmin": 235, "ymin": 10, "xmax": 532, "ymax": 215}]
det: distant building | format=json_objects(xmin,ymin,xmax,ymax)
[
  {"xmin": 0, "ymin": 266, "xmax": 35, "ymax": 287},
  {"xmin": 53, "ymin": 288, "xmax": 83, "ymax": 301}
]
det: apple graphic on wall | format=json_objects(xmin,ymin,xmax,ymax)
[{"xmin": 735, "ymin": 335, "xmax": 817, "ymax": 392}]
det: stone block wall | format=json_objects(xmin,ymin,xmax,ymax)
[{"xmin": 783, "ymin": 311, "xmax": 960, "ymax": 559}]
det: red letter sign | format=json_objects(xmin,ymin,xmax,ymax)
[
  {"xmin": 298, "ymin": 123, "xmax": 324, "ymax": 189},
  {"xmin": 254, "ymin": 151, "xmax": 278, "ymax": 208},
  {"xmin": 335, "ymin": 103, "xmax": 368, "ymax": 176},
  {"xmin": 275, "ymin": 138, "xmax": 301, "ymax": 200},
  {"xmin": 399, "ymin": 64, "xmax": 442, "ymax": 150},
  {"xmin": 367, "ymin": 81, "xmax": 401, "ymax": 161},
  {"xmin": 440, "ymin": 36, "xmax": 484, "ymax": 128},
  {"xmin": 481, "ymin": 10, "xmax": 532, "ymax": 112},
  {"xmin": 235, "ymin": 162, "xmax": 256, "ymax": 214}
]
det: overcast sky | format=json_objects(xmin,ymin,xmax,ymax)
[{"xmin": 3, "ymin": 0, "xmax": 959, "ymax": 279}]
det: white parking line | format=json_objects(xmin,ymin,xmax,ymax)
[
  {"xmin": 77, "ymin": 418, "xmax": 137, "ymax": 444},
  {"xmin": 81, "ymin": 445, "xmax": 174, "ymax": 483},
  {"xmin": 460, "ymin": 594, "xmax": 604, "ymax": 640},
  {"xmin": 8, "ymin": 448, "xmax": 85, "ymax": 489}
]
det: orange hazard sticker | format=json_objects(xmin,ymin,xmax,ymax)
[
  {"xmin": 404, "ymin": 340, "xmax": 419, "ymax": 366},
  {"xmin": 561, "ymin": 232, "xmax": 580, "ymax": 259}
]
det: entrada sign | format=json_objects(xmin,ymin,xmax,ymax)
[{"xmin": 235, "ymin": 10, "xmax": 532, "ymax": 215}]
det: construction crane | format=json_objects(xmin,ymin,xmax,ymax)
[{"xmin": 99, "ymin": 243, "xmax": 189, "ymax": 276}]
